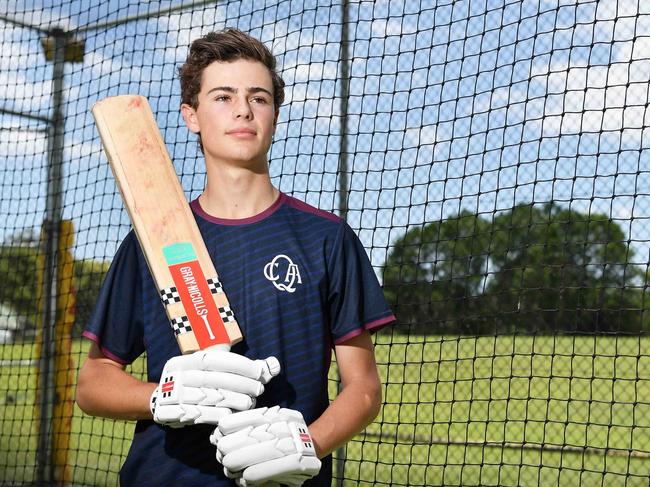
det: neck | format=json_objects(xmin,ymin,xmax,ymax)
[{"xmin": 200, "ymin": 159, "xmax": 278, "ymax": 219}]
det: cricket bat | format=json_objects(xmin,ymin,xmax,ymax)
[{"xmin": 92, "ymin": 94, "xmax": 242, "ymax": 353}]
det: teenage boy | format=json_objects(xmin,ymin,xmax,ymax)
[{"xmin": 76, "ymin": 28, "xmax": 395, "ymax": 486}]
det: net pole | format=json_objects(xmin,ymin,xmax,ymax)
[
  {"xmin": 335, "ymin": 1, "xmax": 351, "ymax": 484},
  {"xmin": 337, "ymin": 0, "xmax": 350, "ymax": 221},
  {"xmin": 36, "ymin": 27, "xmax": 65, "ymax": 487}
]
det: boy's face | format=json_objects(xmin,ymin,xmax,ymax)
[{"xmin": 181, "ymin": 59, "xmax": 277, "ymax": 168}]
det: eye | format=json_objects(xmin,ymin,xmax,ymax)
[
  {"xmin": 214, "ymin": 94, "xmax": 230, "ymax": 102},
  {"xmin": 251, "ymin": 96, "xmax": 269, "ymax": 104}
]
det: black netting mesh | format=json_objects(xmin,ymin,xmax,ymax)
[{"xmin": 1, "ymin": 1, "xmax": 649, "ymax": 485}]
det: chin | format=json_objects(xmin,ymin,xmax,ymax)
[{"xmin": 209, "ymin": 150, "xmax": 268, "ymax": 168}]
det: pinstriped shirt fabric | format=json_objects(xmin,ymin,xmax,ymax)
[{"xmin": 83, "ymin": 192, "xmax": 395, "ymax": 486}]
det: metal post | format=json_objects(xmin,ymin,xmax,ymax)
[
  {"xmin": 337, "ymin": 0, "xmax": 351, "ymax": 221},
  {"xmin": 336, "ymin": 2, "xmax": 351, "ymax": 485},
  {"xmin": 37, "ymin": 27, "xmax": 66, "ymax": 487}
]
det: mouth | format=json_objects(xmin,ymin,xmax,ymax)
[{"xmin": 227, "ymin": 128, "xmax": 257, "ymax": 137}]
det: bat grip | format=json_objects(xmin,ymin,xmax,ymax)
[
  {"xmin": 204, "ymin": 343, "xmax": 231, "ymax": 353},
  {"xmin": 260, "ymin": 356, "xmax": 281, "ymax": 383}
]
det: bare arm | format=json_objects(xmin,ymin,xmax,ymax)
[
  {"xmin": 308, "ymin": 331, "xmax": 382, "ymax": 458},
  {"xmin": 75, "ymin": 342, "xmax": 155, "ymax": 421}
]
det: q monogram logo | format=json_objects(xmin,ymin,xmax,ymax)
[{"xmin": 263, "ymin": 254, "xmax": 302, "ymax": 293}]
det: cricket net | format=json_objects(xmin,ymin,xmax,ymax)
[{"xmin": 0, "ymin": 1, "xmax": 649, "ymax": 485}]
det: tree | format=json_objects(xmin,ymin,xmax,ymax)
[
  {"xmin": 0, "ymin": 246, "xmax": 40, "ymax": 327},
  {"xmin": 486, "ymin": 203, "xmax": 645, "ymax": 333},
  {"xmin": 383, "ymin": 203, "xmax": 647, "ymax": 334},
  {"xmin": 0, "ymin": 244, "xmax": 109, "ymax": 338},
  {"xmin": 382, "ymin": 210, "xmax": 492, "ymax": 333}
]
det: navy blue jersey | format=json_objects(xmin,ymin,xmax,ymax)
[{"xmin": 84, "ymin": 193, "xmax": 395, "ymax": 486}]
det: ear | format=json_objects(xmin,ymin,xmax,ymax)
[{"xmin": 181, "ymin": 103, "xmax": 200, "ymax": 134}]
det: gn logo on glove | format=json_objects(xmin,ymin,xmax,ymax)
[
  {"xmin": 298, "ymin": 427, "xmax": 313, "ymax": 449},
  {"xmin": 161, "ymin": 376, "xmax": 174, "ymax": 397}
]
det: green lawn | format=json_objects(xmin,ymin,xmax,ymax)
[
  {"xmin": 1, "ymin": 335, "xmax": 649, "ymax": 486},
  {"xmin": 0, "ymin": 340, "xmax": 145, "ymax": 486},
  {"xmin": 334, "ymin": 334, "xmax": 650, "ymax": 486}
]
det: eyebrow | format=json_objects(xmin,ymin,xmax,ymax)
[{"xmin": 206, "ymin": 86, "xmax": 273, "ymax": 97}]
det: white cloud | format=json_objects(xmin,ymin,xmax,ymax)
[
  {"xmin": 418, "ymin": 124, "xmax": 437, "ymax": 145},
  {"xmin": 165, "ymin": 9, "xmax": 217, "ymax": 51},
  {"xmin": 372, "ymin": 17, "xmax": 407, "ymax": 38},
  {"xmin": 532, "ymin": 12, "xmax": 649, "ymax": 139},
  {"xmin": 595, "ymin": 0, "xmax": 620, "ymax": 21},
  {"xmin": 0, "ymin": 30, "xmax": 52, "ymax": 117},
  {"xmin": 0, "ymin": 129, "xmax": 47, "ymax": 157},
  {"xmin": 65, "ymin": 138, "xmax": 101, "ymax": 161}
]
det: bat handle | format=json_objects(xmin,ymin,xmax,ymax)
[{"xmin": 260, "ymin": 356, "xmax": 281, "ymax": 383}]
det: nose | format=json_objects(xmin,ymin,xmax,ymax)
[{"xmin": 233, "ymin": 97, "xmax": 252, "ymax": 119}]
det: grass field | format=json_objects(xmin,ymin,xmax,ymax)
[
  {"xmin": 0, "ymin": 340, "xmax": 145, "ymax": 486},
  {"xmin": 1, "ymin": 335, "xmax": 649, "ymax": 486}
]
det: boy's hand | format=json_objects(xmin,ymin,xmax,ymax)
[
  {"xmin": 210, "ymin": 406, "xmax": 321, "ymax": 486},
  {"xmin": 150, "ymin": 350, "xmax": 280, "ymax": 428}
]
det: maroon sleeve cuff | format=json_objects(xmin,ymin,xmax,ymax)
[
  {"xmin": 82, "ymin": 331, "xmax": 131, "ymax": 366},
  {"xmin": 334, "ymin": 314, "xmax": 396, "ymax": 345}
]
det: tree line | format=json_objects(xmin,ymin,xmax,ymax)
[{"xmin": 382, "ymin": 202, "xmax": 649, "ymax": 334}]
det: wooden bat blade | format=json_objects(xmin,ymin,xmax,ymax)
[{"xmin": 92, "ymin": 94, "xmax": 242, "ymax": 353}]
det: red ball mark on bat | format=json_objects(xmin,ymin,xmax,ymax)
[
  {"xmin": 136, "ymin": 132, "xmax": 155, "ymax": 156},
  {"xmin": 127, "ymin": 96, "xmax": 142, "ymax": 109}
]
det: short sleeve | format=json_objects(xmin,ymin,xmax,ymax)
[
  {"xmin": 82, "ymin": 231, "xmax": 145, "ymax": 364},
  {"xmin": 327, "ymin": 222, "xmax": 396, "ymax": 345}
]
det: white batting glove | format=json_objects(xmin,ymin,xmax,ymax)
[
  {"xmin": 210, "ymin": 406, "xmax": 321, "ymax": 486},
  {"xmin": 150, "ymin": 350, "xmax": 281, "ymax": 428}
]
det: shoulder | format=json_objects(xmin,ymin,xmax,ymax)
[
  {"xmin": 280, "ymin": 194, "xmax": 341, "ymax": 225},
  {"xmin": 278, "ymin": 195, "xmax": 370, "ymax": 268},
  {"xmin": 113, "ymin": 230, "xmax": 146, "ymax": 266},
  {"xmin": 102, "ymin": 230, "xmax": 150, "ymax": 289},
  {"xmin": 277, "ymin": 194, "xmax": 350, "ymax": 246},
  {"xmin": 119, "ymin": 229, "xmax": 139, "ymax": 250},
  {"xmin": 279, "ymin": 194, "xmax": 346, "ymax": 235}
]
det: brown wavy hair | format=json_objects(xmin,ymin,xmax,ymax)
[{"xmin": 178, "ymin": 28, "xmax": 285, "ymax": 110}]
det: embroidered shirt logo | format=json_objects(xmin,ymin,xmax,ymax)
[{"xmin": 264, "ymin": 254, "xmax": 302, "ymax": 293}]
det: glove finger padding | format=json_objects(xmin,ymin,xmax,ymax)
[
  {"xmin": 173, "ymin": 370, "xmax": 265, "ymax": 397},
  {"xmin": 212, "ymin": 427, "xmax": 260, "ymax": 462},
  {"xmin": 213, "ymin": 406, "xmax": 321, "ymax": 486},
  {"xmin": 155, "ymin": 374, "xmax": 256, "ymax": 409},
  {"xmin": 162, "ymin": 350, "xmax": 281, "ymax": 384},
  {"xmin": 241, "ymin": 454, "xmax": 321, "ymax": 485},
  {"xmin": 155, "ymin": 404, "xmax": 232, "ymax": 426},
  {"xmin": 151, "ymin": 350, "xmax": 282, "ymax": 428},
  {"xmin": 223, "ymin": 437, "xmax": 290, "ymax": 470},
  {"xmin": 217, "ymin": 406, "xmax": 305, "ymax": 435}
]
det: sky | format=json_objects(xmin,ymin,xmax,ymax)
[{"xmin": 0, "ymin": 0, "xmax": 648, "ymax": 271}]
